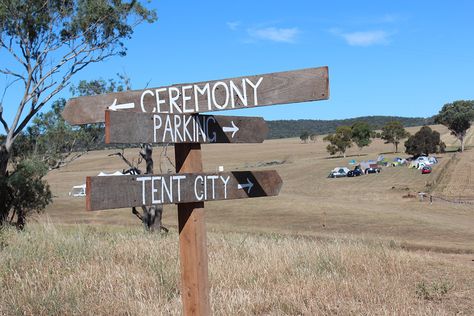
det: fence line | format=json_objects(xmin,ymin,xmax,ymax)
[{"xmin": 419, "ymin": 193, "xmax": 474, "ymax": 205}]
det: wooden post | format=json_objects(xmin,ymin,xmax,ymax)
[{"xmin": 175, "ymin": 143, "xmax": 210, "ymax": 316}]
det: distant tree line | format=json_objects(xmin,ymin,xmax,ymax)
[
  {"xmin": 267, "ymin": 116, "xmax": 434, "ymax": 139},
  {"xmin": 282, "ymin": 100, "xmax": 474, "ymax": 158}
]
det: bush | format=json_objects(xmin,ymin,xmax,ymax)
[{"xmin": 0, "ymin": 158, "xmax": 52, "ymax": 229}]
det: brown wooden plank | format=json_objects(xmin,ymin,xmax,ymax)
[
  {"xmin": 62, "ymin": 67, "xmax": 329, "ymax": 125},
  {"xmin": 105, "ymin": 111, "xmax": 268, "ymax": 144},
  {"xmin": 175, "ymin": 143, "xmax": 210, "ymax": 315},
  {"xmin": 85, "ymin": 170, "xmax": 283, "ymax": 211}
]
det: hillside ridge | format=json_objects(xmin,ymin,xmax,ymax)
[{"xmin": 267, "ymin": 115, "xmax": 434, "ymax": 139}]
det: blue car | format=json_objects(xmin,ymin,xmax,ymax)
[{"xmin": 347, "ymin": 167, "xmax": 363, "ymax": 177}]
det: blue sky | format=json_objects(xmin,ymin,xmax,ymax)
[{"xmin": 1, "ymin": 0, "xmax": 474, "ymax": 131}]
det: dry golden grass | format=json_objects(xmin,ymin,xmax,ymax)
[
  {"xmin": 1, "ymin": 223, "xmax": 473, "ymax": 315},
  {"xmin": 8, "ymin": 124, "xmax": 469, "ymax": 314},
  {"xmin": 43, "ymin": 125, "xmax": 474, "ymax": 253}
]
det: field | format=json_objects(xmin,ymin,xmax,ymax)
[
  {"xmin": 44, "ymin": 124, "xmax": 474, "ymax": 252},
  {"xmin": 1, "ymin": 224, "xmax": 473, "ymax": 315},
  {"xmin": 2, "ymin": 124, "xmax": 474, "ymax": 314}
]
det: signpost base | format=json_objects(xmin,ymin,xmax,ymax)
[{"xmin": 175, "ymin": 143, "xmax": 210, "ymax": 315}]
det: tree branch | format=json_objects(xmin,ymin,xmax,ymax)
[
  {"xmin": 0, "ymin": 37, "xmax": 28, "ymax": 69},
  {"xmin": 0, "ymin": 112, "xmax": 8, "ymax": 133}
]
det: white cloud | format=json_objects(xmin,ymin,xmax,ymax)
[
  {"xmin": 248, "ymin": 27, "xmax": 299, "ymax": 43},
  {"xmin": 377, "ymin": 14, "xmax": 398, "ymax": 24},
  {"xmin": 227, "ymin": 21, "xmax": 240, "ymax": 31},
  {"xmin": 332, "ymin": 29, "xmax": 392, "ymax": 46}
]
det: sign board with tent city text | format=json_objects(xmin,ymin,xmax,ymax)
[{"xmin": 62, "ymin": 66, "xmax": 329, "ymax": 316}]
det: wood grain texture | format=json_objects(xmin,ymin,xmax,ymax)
[
  {"xmin": 85, "ymin": 170, "xmax": 283, "ymax": 211},
  {"xmin": 62, "ymin": 67, "xmax": 329, "ymax": 125},
  {"xmin": 175, "ymin": 143, "xmax": 210, "ymax": 316},
  {"xmin": 105, "ymin": 111, "xmax": 268, "ymax": 144}
]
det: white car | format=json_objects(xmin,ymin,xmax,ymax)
[{"xmin": 328, "ymin": 167, "xmax": 350, "ymax": 178}]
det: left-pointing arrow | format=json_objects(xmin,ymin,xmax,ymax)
[
  {"xmin": 108, "ymin": 98, "xmax": 135, "ymax": 111},
  {"xmin": 222, "ymin": 121, "xmax": 239, "ymax": 138},
  {"xmin": 237, "ymin": 178, "xmax": 254, "ymax": 194}
]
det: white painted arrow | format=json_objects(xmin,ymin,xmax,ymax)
[
  {"xmin": 222, "ymin": 121, "xmax": 239, "ymax": 138},
  {"xmin": 108, "ymin": 99, "xmax": 135, "ymax": 111},
  {"xmin": 237, "ymin": 178, "xmax": 254, "ymax": 194}
]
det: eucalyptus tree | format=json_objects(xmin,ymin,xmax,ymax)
[
  {"xmin": 435, "ymin": 100, "xmax": 474, "ymax": 152},
  {"xmin": 0, "ymin": 0, "xmax": 156, "ymax": 227}
]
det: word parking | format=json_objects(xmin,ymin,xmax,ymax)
[{"xmin": 105, "ymin": 111, "xmax": 268, "ymax": 144}]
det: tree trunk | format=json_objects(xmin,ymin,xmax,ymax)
[
  {"xmin": 0, "ymin": 144, "xmax": 9, "ymax": 177},
  {"xmin": 460, "ymin": 135, "xmax": 465, "ymax": 152},
  {"xmin": 395, "ymin": 142, "xmax": 399, "ymax": 153},
  {"xmin": 140, "ymin": 144, "xmax": 166, "ymax": 233},
  {"xmin": 0, "ymin": 145, "xmax": 11, "ymax": 226}
]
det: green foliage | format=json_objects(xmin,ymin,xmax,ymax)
[
  {"xmin": 0, "ymin": 158, "xmax": 52, "ymax": 229},
  {"xmin": 70, "ymin": 75, "xmax": 132, "ymax": 97},
  {"xmin": 381, "ymin": 121, "xmax": 410, "ymax": 153},
  {"xmin": 0, "ymin": 0, "xmax": 155, "ymax": 229},
  {"xmin": 351, "ymin": 121, "xmax": 373, "ymax": 149},
  {"xmin": 13, "ymin": 76, "xmax": 130, "ymax": 169},
  {"xmin": 267, "ymin": 116, "xmax": 432, "ymax": 139},
  {"xmin": 0, "ymin": 0, "xmax": 156, "ymax": 53},
  {"xmin": 404, "ymin": 126, "xmax": 445, "ymax": 157},
  {"xmin": 323, "ymin": 126, "xmax": 353, "ymax": 157},
  {"xmin": 434, "ymin": 100, "xmax": 474, "ymax": 151},
  {"xmin": 299, "ymin": 131, "xmax": 310, "ymax": 143}
]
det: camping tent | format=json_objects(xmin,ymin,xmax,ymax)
[
  {"xmin": 69, "ymin": 184, "xmax": 86, "ymax": 197},
  {"xmin": 332, "ymin": 167, "xmax": 350, "ymax": 174},
  {"xmin": 98, "ymin": 171, "xmax": 124, "ymax": 176}
]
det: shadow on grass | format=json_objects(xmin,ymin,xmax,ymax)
[{"xmin": 323, "ymin": 153, "xmax": 368, "ymax": 160}]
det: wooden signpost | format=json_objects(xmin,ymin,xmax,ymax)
[
  {"xmin": 105, "ymin": 111, "xmax": 268, "ymax": 144},
  {"xmin": 86, "ymin": 170, "xmax": 282, "ymax": 211},
  {"xmin": 62, "ymin": 67, "xmax": 329, "ymax": 125},
  {"xmin": 62, "ymin": 66, "xmax": 329, "ymax": 315}
]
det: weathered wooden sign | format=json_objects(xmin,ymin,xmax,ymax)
[
  {"xmin": 86, "ymin": 170, "xmax": 282, "ymax": 211},
  {"xmin": 105, "ymin": 111, "xmax": 268, "ymax": 144},
  {"xmin": 63, "ymin": 65, "xmax": 329, "ymax": 316},
  {"xmin": 62, "ymin": 67, "xmax": 329, "ymax": 125}
]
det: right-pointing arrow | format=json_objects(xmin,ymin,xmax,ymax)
[
  {"xmin": 222, "ymin": 121, "xmax": 239, "ymax": 138},
  {"xmin": 237, "ymin": 178, "xmax": 254, "ymax": 194}
]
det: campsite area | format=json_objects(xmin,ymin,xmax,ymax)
[
  {"xmin": 1, "ymin": 124, "xmax": 473, "ymax": 315},
  {"xmin": 3, "ymin": 1, "xmax": 474, "ymax": 315},
  {"xmin": 44, "ymin": 124, "xmax": 474, "ymax": 253}
]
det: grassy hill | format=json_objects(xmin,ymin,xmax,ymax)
[
  {"xmin": 1, "ymin": 124, "xmax": 473, "ymax": 314},
  {"xmin": 267, "ymin": 115, "xmax": 434, "ymax": 139},
  {"xmin": 41, "ymin": 124, "xmax": 474, "ymax": 252}
]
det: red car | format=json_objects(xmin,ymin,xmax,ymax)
[{"xmin": 421, "ymin": 166, "xmax": 432, "ymax": 174}]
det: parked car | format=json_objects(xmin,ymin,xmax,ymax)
[
  {"xmin": 421, "ymin": 166, "xmax": 432, "ymax": 174},
  {"xmin": 328, "ymin": 167, "xmax": 350, "ymax": 178},
  {"xmin": 365, "ymin": 164, "xmax": 381, "ymax": 174},
  {"xmin": 347, "ymin": 167, "xmax": 363, "ymax": 177}
]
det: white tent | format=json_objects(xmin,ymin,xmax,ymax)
[
  {"xmin": 69, "ymin": 184, "xmax": 86, "ymax": 197},
  {"xmin": 332, "ymin": 167, "xmax": 350, "ymax": 174},
  {"xmin": 428, "ymin": 156, "xmax": 438, "ymax": 164},
  {"xmin": 97, "ymin": 171, "xmax": 124, "ymax": 176}
]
